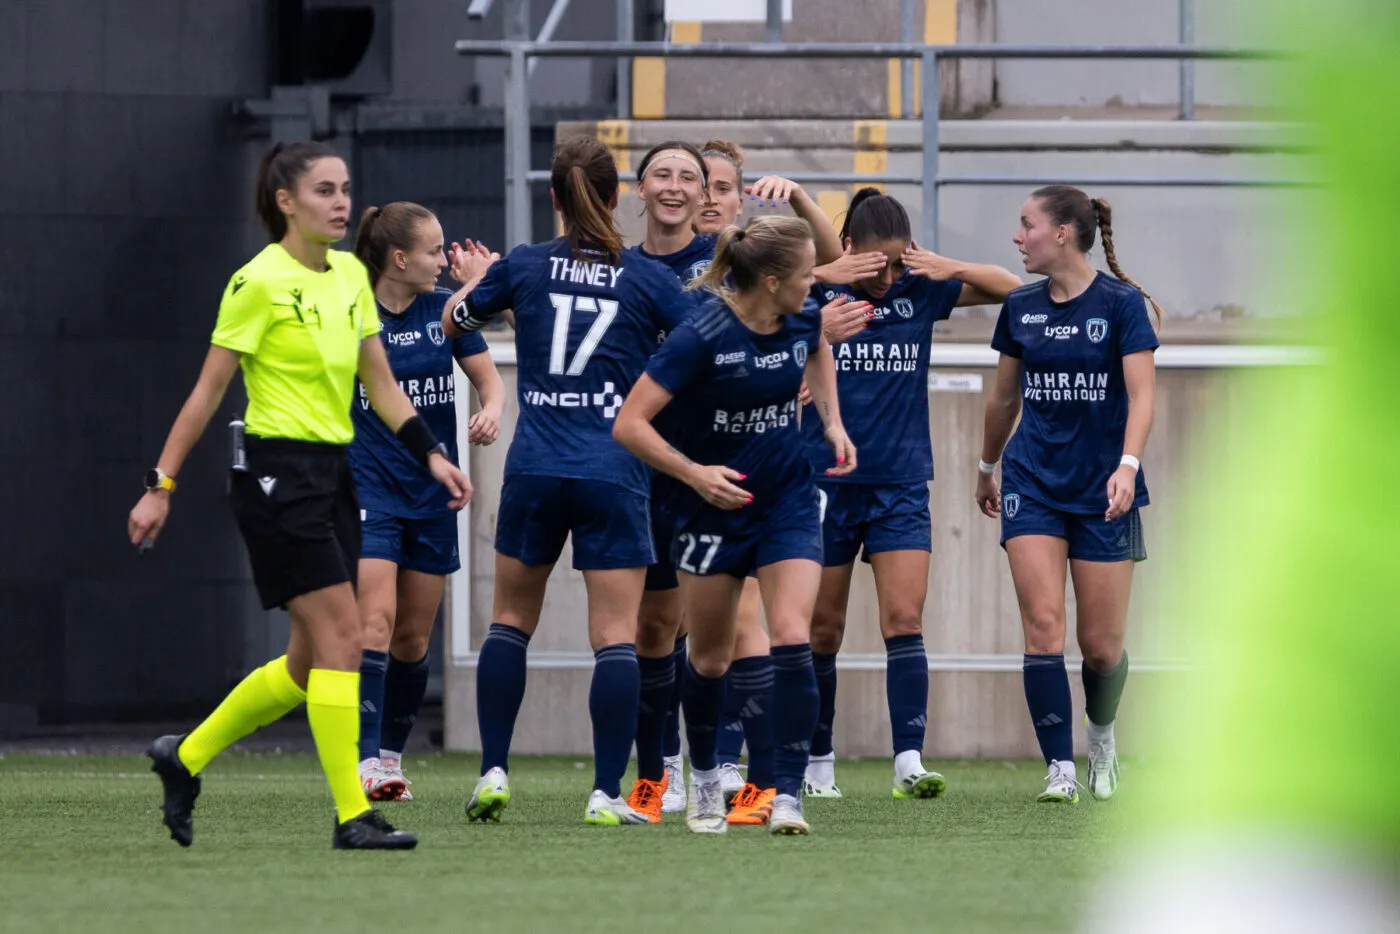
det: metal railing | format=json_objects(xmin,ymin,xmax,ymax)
[{"xmin": 453, "ymin": 39, "xmax": 1300, "ymax": 251}]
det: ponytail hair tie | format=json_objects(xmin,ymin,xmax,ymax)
[{"xmin": 733, "ymin": 228, "xmax": 746, "ymax": 241}]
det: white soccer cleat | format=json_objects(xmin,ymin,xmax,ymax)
[
  {"xmin": 802, "ymin": 752, "xmax": 843, "ymax": 798},
  {"xmin": 466, "ymin": 766, "xmax": 511, "ymax": 822},
  {"xmin": 1038, "ymin": 759, "xmax": 1081, "ymax": 804},
  {"xmin": 769, "ymin": 794, "xmax": 810, "ymax": 835},
  {"xmin": 360, "ymin": 757, "xmax": 408, "ymax": 802},
  {"xmin": 718, "ymin": 762, "xmax": 746, "ymax": 803},
  {"xmin": 377, "ymin": 757, "xmax": 413, "ymax": 802},
  {"xmin": 1087, "ymin": 728, "xmax": 1120, "ymax": 801},
  {"xmin": 661, "ymin": 755, "xmax": 687, "ymax": 813},
  {"xmin": 584, "ymin": 789, "xmax": 651, "ymax": 826},
  {"xmin": 686, "ymin": 772, "xmax": 727, "ymax": 834}
]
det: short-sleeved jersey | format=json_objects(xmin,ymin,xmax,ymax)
[
  {"xmin": 349, "ymin": 288, "xmax": 488, "ymax": 518},
  {"xmin": 802, "ymin": 273, "xmax": 963, "ymax": 483},
  {"xmin": 646, "ymin": 296, "xmax": 823, "ymax": 520},
  {"xmin": 628, "ymin": 233, "xmax": 718, "ymax": 293},
  {"xmin": 991, "ymin": 272, "xmax": 1160, "ymax": 513},
  {"xmin": 212, "ymin": 244, "xmax": 380, "ymax": 444},
  {"xmin": 460, "ymin": 238, "xmax": 695, "ymax": 497}
]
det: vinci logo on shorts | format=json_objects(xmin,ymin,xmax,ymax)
[
  {"xmin": 522, "ymin": 381, "xmax": 624, "ymax": 418},
  {"xmin": 1003, "ymin": 493, "xmax": 1021, "ymax": 519}
]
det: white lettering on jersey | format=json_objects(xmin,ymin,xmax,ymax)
[
  {"xmin": 386, "ymin": 330, "xmax": 423, "ymax": 347},
  {"xmin": 548, "ymin": 256, "xmax": 625, "ymax": 288},
  {"xmin": 711, "ymin": 398, "xmax": 799, "ymax": 434},
  {"xmin": 1022, "ymin": 371, "xmax": 1109, "ymax": 402},
  {"xmin": 522, "ymin": 381, "xmax": 624, "ymax": 419},
  {"xmin": 753, "ymin": 351, "xmax": 790, "ymax": 370},
  {"xmin": 359, "ymin": 373, "xmax": 456, "ymax": 410}
]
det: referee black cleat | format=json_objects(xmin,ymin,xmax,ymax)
[
  {"xmin": 146, "ymin": 734, "xmax": 200, "ymax": 847},
  {"xmin": 332, "ymin": 810, "xmax": 419, "ymax": 850}
]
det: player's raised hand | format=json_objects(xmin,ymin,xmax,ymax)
[
  {"xmin": 745, "ymin": 175, "xmax": 797, "ymax": 207},
  {"xmin": 820, "ymin": 293, "xmax": 873, "ymax": 344},
  {"xmin": 975, "ymin": 471, "xmax": 1001, "ymax": 518},
  {"xmin": 902, "ymin": 240, "xmax": 962, "ymax": 281},
  {"xmin": 429, "ymin": 453, "xmax": 473, "ymax": 510},
  {"xmin": 815, "ymin": 244, "xmax": 888, "ymax": 286},
  {"xmin": 824, "ymin": 428, "xmax": 857, "ymax": 477},
  {"xmin": 688, "ymin": 465, "xmax": 752, "ymax": 510},
  {"xmin": 449, "ymin": 239, "xmax": 498, "ymax": 288}
]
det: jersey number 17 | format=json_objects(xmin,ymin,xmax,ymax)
[{"xmin": 548, "ymin": 293, "xmax": 618, "ymax": 376}]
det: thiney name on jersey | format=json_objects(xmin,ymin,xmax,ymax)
[{"xmin": 549, "ymin": 256, "xmax": 625, "ymax": 288}]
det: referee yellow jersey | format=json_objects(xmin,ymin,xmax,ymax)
[{"xmin": 212, "ymin": 244, "xmax": 381, "ymax": 444}]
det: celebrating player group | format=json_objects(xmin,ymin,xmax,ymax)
[{"xmin": 127, "ymin": 134, "xmax": 1159, "ymax": 848}]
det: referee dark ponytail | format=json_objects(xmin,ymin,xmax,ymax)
[
  {"xmin": 693, "ymin": 216, "xmax": 813, "ymax": 304},
  {"xmin": 551, "ymin": 137, "xmax": 624, "ymax": 263},
  {"xmin": 256, "ymin": 141, "xmax": 340, "ymax": 242},
  {"xmin": 840, "ymin": 187, "xmax": 911, "ymax": 247},
  {"xmin": 354, "ymin": 201, "xmax": 435, "ymax": 286},
  {"xmin": 1032, "ymin": 185, "xmax": 1162, "ymax": 328}
]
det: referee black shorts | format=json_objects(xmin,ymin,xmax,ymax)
[{"xmin": 230, "ymin": 436, "xmax": 360, "ymax": 610}]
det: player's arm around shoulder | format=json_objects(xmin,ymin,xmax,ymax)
[{"xmin": 901, "ymin": 241, "xmax": 1022, "ymax": 308}]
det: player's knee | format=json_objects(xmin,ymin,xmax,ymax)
[
  {"xmin": 389, "ymin": 628, "xmax": 430, "ymax": 662},
  {"xmin": 1079, "ymin": 639, "xmax": 1123, "ymax": 673},
  {"xmin": 880, "ymin": 604, "xmax": 923, "ymax": 639},
  {"xmin": 1022, "ymin": 609, "xmax": 1067, "ymax": 655},
  {"xmin": 810, "ymin": 605, "xmax": 846, "ymax": 654},
  {"xmin": 687, "ymin": 642, "xmax": 732, "ymax": 679},
  {"xmin": 361, "ymin": 605, "xmax": 394, "ymax": 650},
  {"xmin": 636, "ymin": 611, "xmax": 679, "ymax": 655}
]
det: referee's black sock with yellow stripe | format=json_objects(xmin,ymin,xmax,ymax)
[
  {"xmin": 177, "ymin": 656, "xmax": 306, "ymax": 775},
  {"xmin": 307, "ymin": 668, "xmax": 372, "ymax": 823}
]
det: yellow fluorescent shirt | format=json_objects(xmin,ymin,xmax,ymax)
[{"xmin": 212, "ymin": 244, "xmax": 381, "ymax": 444}]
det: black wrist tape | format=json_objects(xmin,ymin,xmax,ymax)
[{"xmin": 396, "ymin": 415, "xmax": 440, "ymax": 466}]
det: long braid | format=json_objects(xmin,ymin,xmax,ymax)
[{"xmin": 1092, "ymin": 198, "xmax": 1163, "ymax": 327}]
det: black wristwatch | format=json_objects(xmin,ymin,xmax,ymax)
[{"xmin": 144, "ymin": 467, "xmax": 177, "ymax": 494}]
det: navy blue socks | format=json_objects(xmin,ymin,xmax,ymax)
[
  {"xmin": 885, "ymin": 635, "xmax": 929, "ymax": 755},
  {"xmin": 634, "ymin": 652, "xmax": 674, "ymax": 782},
  {"xmin": 357, "ymin": 649, "xmax": 388, "ymax": 763},
  {"xmin": 771, "ymin": 644, "xmax": 818, "ymax": 799},
  {"xmin": 589, "ymin": 643, "xmax": 639, "ymax": 798},
  {"xmin": 1023, "ymin": 653, "xmax": 1073, "ymax": 764},
  {"xmin": 727, "ymin": 655, "xmax": 775, "ymax": 788},
  {"xmin": 380, "ymin": 652, "xmax": 430, "ymax": 756},
  {"xmin": 663, "ymin": 635, "xmax": 686, "ymax": 759},
  {"xmin": 810, "ymin": 650, "xmax": 838, "ymax": 757},
  {"xmin": 681, "ymin": 660, "xmax": 725, "ymax": 773},
  {"xmin": 476, "ymin": 623, "xmax": 530, "ymax": 774}
]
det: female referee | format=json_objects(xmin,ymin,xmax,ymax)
[
  {"xmin": 625, "ymin": 139, "xmax": 849, "ymax": 825},
  {"xmin": 615, "ymin": 216, "xmax": 858, "ymax": 836},
  {"xmin": 128, "ymin": 142, "xmax": 470, "ymax": 850},
  {"xmin": 350, "ymin": 201, "xmax": 505, "ymax": 801},
  {"xmin": 975, "ymin": 185, "xmax": 1160, "ymax": 803},
  {"xmin": 803, "ymin": 188, "xmax": 1022, "ymax": 800},
  {"xmin": 443, "ymin": 137, "xmax": 697, "ymax": 827}
]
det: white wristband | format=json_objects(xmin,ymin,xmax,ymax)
[
  {"xmin": 1120, "ymin": 454, "xmax": 1141, "ymax": 473},
  {"xmin": 977, "ymin": 458, "xmax": 998, "ymax": 475}
]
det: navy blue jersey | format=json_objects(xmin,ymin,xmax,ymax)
[
  {"xmin": 628, "ymin": 233, "xmax": 718, "ymax": 294},
  {"xmin": 461, "ymin": 238, "xmax": 696, "ymax": 497},
  {"xmin": 991, "ymin": 272, "xmax": 1160, "ymax": 513},
  {"xmin": 802, "ymin": 273, "xmax": 963, "ymax": 483},
  {"xmin": 646, "ymin": 296, "xmax": 823, "ymax": 520},
  {"xmin": 349, "ymin": 288, "xmax": 487, "ymax": 518}
]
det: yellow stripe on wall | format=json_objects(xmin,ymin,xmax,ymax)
[
  {"xmin": 854, "ymin": 120, "xmax": 888, "ymax": 193},
  {"xmin": 887, "ymin": 59, "xmax": 902, "ymax": 118},
  {"xmin": 817, "ymin": 190, "xmax": 851, "ymax": 234},
  {"xmin": 632, "ymin": 22, "xmax": 702, "ymax": 120},
  {"xmin": 914, "ymin": 0, "xmax": 958, "ymax": 116},
  {"xmin": 595, "ymin": 120, "xmax": 631, "ymax": 194}
]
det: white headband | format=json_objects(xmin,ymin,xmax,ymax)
[{"xmin": 639, "ymin": 150, "xmax": 704, "ymax": 181}]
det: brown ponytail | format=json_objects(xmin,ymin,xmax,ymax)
[
  {"xmin": 353, "ymin": 201, "xmax": 435, "ymax": 286},
  {"xmin": 691, "ymin": 216, "xmax": 813, "ymax": 306},
  {"xmin": 1091, "ymin": 197, "xmax": 1163, "ymax": 327},
  {"xmin": 255, "ymin": 140, "xmax": 339, "ymax": 243},
  {"xmin": 551, "ymin": 137, "xmax": 623, "ymax": 263}
]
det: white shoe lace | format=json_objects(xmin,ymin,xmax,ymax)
[
  {"xmin": 693, "ymin": 780, "xmax": 724, "ymax": 819},
  {"xmin": 1043, "ymin": 760, "xmax": 1082, "ymax": 796}
]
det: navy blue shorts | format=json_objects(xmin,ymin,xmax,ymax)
[
  {"xmin": 817, "ymin": 480, "xmax": 931, "ymax": 567},
  {"xmin": 672, "ymin": 483, "xmax": 823, "ymax": 579},
  {"xmin": 645, "ymin": 495, "xmax": 679, "ymax": 592},
  {"xmin": 1000, "ymin": 492, "xmax": 1147, "ymax": 563},
  {"xmin": 496, "ymin": 475, "xmax": 654, "ymax": 571},
  {"xmin": 360, "ymin": 509, "xmax": 461, "ymax": 575}
]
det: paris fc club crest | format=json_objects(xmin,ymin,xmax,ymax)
[
  {"xmin": 686, "ymin": 260, "xmax": 712, "ymax": 284},
  {"xmin": 427, "ymin": 321, "xmax": 445, "ymax": 346},
  {"xmin": 1003, "ymin": 493, "xmax": 1021, "ymax": 519},
  {"xmin": 1086, "ymin": 318, "xmax": 1108, "ymax": 344},
  {"xmin": 893, "ymin": 298, "xmax": 915, "ymax": 320},
  {"xmin": 793, "ymin": 340, "xmax": 809, "ymax": 368}
]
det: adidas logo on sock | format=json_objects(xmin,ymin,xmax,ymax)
[
  {"xmin": 359, "ymin": 701, "xmax": 378, "ymax": 714},
  {"xmin": 739, "ymin": 698, "xmax": 765, "ymax": 719},
  {"xmin": 907, "ymin": 714, "xmax": 927, "ymax": 729},
  {"xmin": 1035, "ymin": 714, "xmax": 1063, "ymax": 728}
]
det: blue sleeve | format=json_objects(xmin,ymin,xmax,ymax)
[
  {"xmin": 453, "ymin": 249, "xmax": 516, "ymax": 332},
  {"xmin": 649, "ymin": 266, "xmax": 701, "ymax": 334},
  {"xmin": 1115, "ymin": 289, "xmax": 1160, "ymax": 357},
  {"xmin": 990, "ymin": 301, "xmax": 1022, "ymax": 358},
  {"xmin": 645, "ymin": 322, "xmax": 711, "ymax": 396},
  {"xmin": 453, "ymin": 330, "xmax": 489, "ymax": 359},
  {"xmin": 919, "ymin": 276, "xmax": 964, "ymax": 323}
]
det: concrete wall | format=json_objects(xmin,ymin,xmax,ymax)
[{"xmin": 442, "ymin": 355, "xmax": 1259, "ymax": 759}]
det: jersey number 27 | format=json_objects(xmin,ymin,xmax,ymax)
[{"xmin": 548, "ymin": 293, "xmax": 618, "ymax": 376}]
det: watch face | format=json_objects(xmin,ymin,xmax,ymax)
[{"xmin": 145, "ymin": 469, "xmax": 162, "ymax": 490}]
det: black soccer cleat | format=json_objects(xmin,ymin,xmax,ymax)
[
  {"xmin": 332, "ymin": 810, "xmax": 419, "ymax": 850},
  {"xmin": 146, "ymin": 733, "xmax": 201, "ymax": 847}
]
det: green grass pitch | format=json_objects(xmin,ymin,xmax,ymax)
[{"xmin": 0, "ymin": 753, "xmax": 1126, "ymax": 933}]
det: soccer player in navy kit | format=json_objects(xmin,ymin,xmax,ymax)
[
  {"xmin": 625, "ymin": 140, "xmax": 845, "ymax": 823},
  {"xmin": 350, "ymin": 201, "xmax": 505, "ymax": 801},
  {"xmin": 616, "ymin": 216, "xmax": 857, "ymax": 836},
  {"xmin": 975, "ymin": 185, "xmax": 1160, "ymax": 803},
  {"xmin": 801, "ymin": 189, "xmax": 1021, "ymax": 800},
  {"xmin": 443, "ymin": 137, "xmax": 697, "ymax": 826}
]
